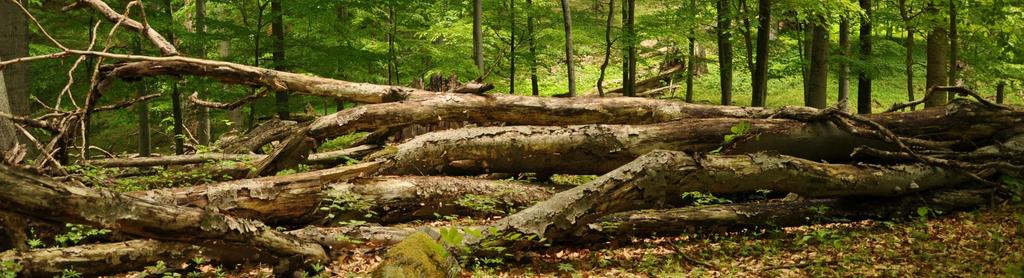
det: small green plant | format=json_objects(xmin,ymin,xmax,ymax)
[
  {"xmin": 711, "ymin": 121, "xmax": 752, "ymax": 154},
  {"xmin": 0, "ymin": 260, "xmax": 21, "ymax": 278},
  {"xmin": 557, "ymin": 263, "xmax": 576, "ymax": 273},
  {"xmin": 276, "ymin": 164, "xmax": 311, "ymax": 176},
  {"xmin": 455, "ymin": 194, "xmax": 504, "ymax": 215},
  {"xmin": 319, "ymin": 191, "xmax": 376, "ymax": 224},
  {"xmin": 797, "ymin": 228, "xmax": 842, "ymax": 247},
  {"xmin": 319, "ymin": 132, "xmax": 369, "ymax": 152},
  {"xmin": 26, "ymin": 228, "xmax": 44, "ymax": 249},
  {"xmin": 680, "ymin": 191, "xmax": 732, "ymax": 207},
  {"xmin": 55, "ymin": 223, "xmax": 111, "ymax": 247},
  {"xmin": 1002, "ymin": 175, "xmax": 1023, "ymax": 203},
  {"xmin": 59, "ymin": 269, "xmax": 82, "ymax": 278}
]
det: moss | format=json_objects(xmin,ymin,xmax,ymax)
[{"xmin": 372, "ymin": 232, "xmax": 460, "ymax": 278}]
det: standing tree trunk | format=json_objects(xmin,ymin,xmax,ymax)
[
  {"xmin": 597, "ymin": 0, "xmax": 615, "ymax": 96},
  {"xmin": 738, "ymin": 0, "xmax": 755, "ymax": 73},
  {"xmin": 924, "ymin": 3, "xmax": 949, "ymax": 108},
  {"xmin": 271, "ymin": 0, "xmax": 288, "ymax": 120},
  {"xmin": 947, "ymin": 0, "xmax": 958, "ymax": 92},
  {"xmin": 133, "ymin": 40, "xmax": 151, "ymax": 157},
  {"xmin": 996, "ymin": 81, "xmax": 1005, "ymax": 104},
  {"xmin": 751, "ymin": 0, "xmax": 770, "ymax": 107},
  {"xmin": 194, "ymin": 0, "xmax": 210, "ymax": 145},
  {"xmin": 473, "ymin": 0, "xmax": 485, "ymax": 73},
  {"xmin": 0, "ymin": 0, "xmax": 30, "ymax": 118},
  {"xmin": 898, "ymin": 0, "xmax": 915, "ymax": 110},
  {"xmin": 0, "ymin": 72, "xmax": 16, "ymax": 153},
  {"xmin": 717, "ymin": 0, "xmax": 734, "ymax": 105},
  {"xmin": 510, "ymin": 0, "xmax": 516, "ymax": 95},
  {"xmin": 526, "ymin": 0, "xmax": 540, "ymax": 96},
  {"xmin": 624, "ymin": 0, "xmax": 636, "ymax": 97},
  {"xmin": 560, "ymin": 0, "xmax": 577, "ymax": 97},
  {"xmin": 806, "ymin": 21, "xmax": 829, "ymax": 109},
  {"xmin": 387, "ymin": 4, "xmax": 398, "ymax": 86},
  {"xmin": 685, "ymin": 0, "xmax": 697, "ymax": 103},
  {"xmin": 838, "ymin": 19, "xmax": 850, "ymax": 112},
  {"xmin": 621, "ymin": 0, "xmax": 629, "ymax": 97},
  {"xmin": 857, "ymin": 0, "xmax": 873, "ymax": 114},
  {"xmin": 165, "ymin": 0, "xmax": 185, "ymax": 155}
]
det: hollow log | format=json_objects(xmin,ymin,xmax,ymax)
[
  {"xmin": 129, "ymin": 162, "xmax": 553, "ymax": 225},
  {"xmin": 0, "ymin": 164, "xmax": 328, "ymax": 263},
  {"xmin": 491, "ymin": 150, "xmax": 975, "ymax": 241}
]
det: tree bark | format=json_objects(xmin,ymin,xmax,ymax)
[
  {"xmin": 194, "ymin": 0, "xmax": 211, "ymax": 145},
  {"xmin": 717, "ymin": 0, "xmax": 734, "ymax": 105},
  {"xmin": 560, "ymin": 0, "xmax": 577, "ymax": 97},
  {"xmin": 0, "ymin": 164, "xmax": 328, "ymax": 263},
  {"xmin": 272, "ymin": 0, "xmax": 289, "ymax": 120},
  {"xmin": 947, "ymin": 0, "xmax": 958, "ymax": 94},
  {"xmin": 858, "ymin": 0, "xmax": 873, "ymax": 114},
  {"xmin": 164, "ymin": 0, "xmax": 185, "ymax": 155},
  {"xmin": 0, "ymin": 71, "xmax": 18, "ymax": 153},
  {"xmin": 806, "ymin": 21, "xmax": 829, "ymax": 109},
  {"xmin": 491, "ymin": 150, "xmax": 974, "ymax": 241},
  {"xmin": 839, "ymin": 19, "xmax": 850, "ymax": 112},
  {"xmin": 526, "ymin": 0, "xmax": 540, "ymax": 96},
  {"xmin": 624, "ymin": 0, "xmax": 637, "ymax": 97},
  {"xmin": 510, "ymin": 0, "xmax": 516, "ymax": 95},
  {"xmin": 473, "ymin": 0, "xmax": 485, "ymax": 73},
  {"xmin": 751, "ymin": 0, "xmax": 770, "ymax": 107},
  {"xmin": 0, "ymin": 0, "xmax": 30, "ymax": 118},
  {"xmin": 925, "ymin": 3, "xmax": 949, "ymax": 108}
]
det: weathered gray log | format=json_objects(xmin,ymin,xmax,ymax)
[
  {"xmin": 378, "ymin": 118, "xmax": 889, "ymax": 175},
  {"xmin": 130, "ymin": 163, "xmax": 553, "ymax": 225},
  {"xmin": 307, "ymin": 144, "xmax": 380, "ymax": 164},
  {"xmin": 0, "ymin": 164, "xmax": 328, "ymax": 263},
  {"xmin": 491, "ymin": 150, "xmax": 975, "ymax": 241},
  {"xmin": 213, "ymin": 119, "xmax": 303, "ymax": 154},
  {"xmin": 593, "ymin": 189, "xmax": 992, "ymax": 237}
]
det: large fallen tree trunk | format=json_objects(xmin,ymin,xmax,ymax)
[
  {"xmin": 378, "ymin": 119, "xmax": 888, "ymax": 176},
  {"xmin": 490, "ymin": 150, "xmax": 976, "ymax": 241},
  {"xmin": 592, "ymin": 189, "xmax": 993, "ymax": 237},
  {"xmin": 86, "ymin": 153, "xmax": 263, "ymax": 168},
  {"xmin": 0, "ymin": 164, "xmax": 328, "ymax": 264},
  {"xmin": 130, "ymin": 163, "xmax": 554, "ymax": 225}
]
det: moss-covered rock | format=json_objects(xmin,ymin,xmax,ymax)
[{"xmin": 371, "ymin": 232, "xmax": 460, "ymax": 278}]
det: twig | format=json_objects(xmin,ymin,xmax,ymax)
[
  {"xmin": 93, "ymin": 93, "xmax": 160, "ymax": 112},
  {"xmin": 6, "ymin": 0, "xmax": 67, "ymax": 50},
  {"xmin": 887, "ymin": 86, "xmax": 1014, "ymax": 112},
  {"xmin": 669, "ymin": 244, "xmax": 715, "ymax": 270},
  {"xmin": 188, "ymin": 90, "xmax": 269, "ymax": 110}
]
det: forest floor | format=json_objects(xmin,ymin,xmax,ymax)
[{"xmin": 180, "ymin": 202, "xmax": 1023, "ymax": 277}]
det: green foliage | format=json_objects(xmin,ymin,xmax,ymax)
[
  {"xmin": 455, "ymin": 194, "xmax": 504, "ymax": 215},
  {"xmin": 1003, "ymin": 175, "xmax": 1024, "ymax": 203},
  {"xmin": 318, "ymin": 132, "xmax": 369, "ymax": 152},
  {"xmin": 0, "ymin": 261, "xmax": 21, "ymax": 278},
  {"xmin": 59, "ymin": 269, "xmax": 82, "ymax": 278},
  {"xmin": 54, "ymin": 223, "xmax": 111, "ymax": 247},
  {"xmin": 275, "ymin": 164, "xmax": 311, "ymax": 176},
  {"xmin": 680, "ymin": 191, "xmax": 732, "ymax": 207},
  {"xmin": 711, "ymin": 121, "xmax": 752, "ymax": 154},
  {"xmin": 319, "ymin": 191, "xmax": 376, "ymax": 224}
]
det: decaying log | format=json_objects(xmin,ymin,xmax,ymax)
[
  {"xmin": 86, "ymin": 153, "xmax": 262, "ymax": 168},
  {"xmin": 130, "ymin": 164, "xmax": 555, "ymax": 225},
  {"xmin": 0, "ymin": 226, "xmax": 415, "ymax": 277},
  {"xmin": 214, "ymin": 119, "xmax": 304, "ymax": 154},
  {"xmin": 379, "ymin": 119, "xmax": 889, "ymax": 176},
  {"xmin": 491, "ymin": 150, "xmax": 975, "ymax": 241},
  {"xmin": 0, "ymin": 164, "xmax": 328, "ymax": 263},
  {"xmin": 601, "ymin": 65, "xmax": 684, "ymax": 96},
  {"xmin": 593, "ymin": 189, "xmax": 992, "ymax": 237}
]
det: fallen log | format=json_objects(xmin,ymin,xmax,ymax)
[
  {"xmin": 307, "ymin": 144, "xmax": 380, "ymax": 164},
  {"xmin": 491, "ymin": 150, "xmax": 976, "ymax": 241},
  {"xmin": 378, "ymin": 119, "xmax": 889, "ymax": 176},
  {"xmin": 130, "ymin": 165, "xmax": 555, "ymax": 225},
  {"xmin": 214, "ymin": 119, "xmax": 303, "ymax": 154},
  {"xmin": 86, "ymin": 153, "xmax": 262, "ymax": 168},
  {"xmin": 0, "ymin": 164, "xmax": 328, "ymax": 263},
  {"xmin": 592, "ymin": 189, "xmax": 993, "ymax": 237}
]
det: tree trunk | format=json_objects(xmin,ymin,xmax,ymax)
[
  {"xmin": 858, "ymin": 0, "xmax": 873, "ymax": 114},
  {"xmin": 738, "ymin": 0, "xmax": 755, "ymax": 73},
  {"xmin": 839, "ymin": 19, "xmax": 850, "ymax": 112},
  {"xmin": 751, "ymin": 0, "xmax": 770, "ymax": 107},
  {"xmin": 473, "ymin": 0, "xmax": 484, "ymax": 73},
  {"xmin": 947, "ymin": 0, "xmax": 958, "ymax": 92},
  {"xmin": 526, "ymin": 0, "xmax": 539, "ymax": 96},
  {"xmin": 560, "ymin": 0, "xmax": 577, "ymax": 97},
  {"xmin": 193, "ymin": 0, "xmax": 211, "ymax": 145},
  {"xmin": 491, "ymin": 150, "xmax": 974, "ymax": 241},
  {"xmin": 164, "ymin": 0, "xmax": 185, "ymax": 155},
  {"xmin": 0, "ymin": 0, "xmax": 32, "ymax": 118},
  {"xmin": 0, "ymin": 164, "xmax": 328, "ymax": 263},
  {"xmin": 806, "ymin": 22, "xmax": 829, "ymax": 109},
  {"xmin": 717, "ymin": 0, "xmax": 734, "ymax": 105},
  {"xmin": 624, "ymin": 0, "xmax": 637, "ymax": 97},
  {"xmin": 272, "ymin": 0, "xmax": 289, "ymax": 120},
  {"xmin": 510, "ymin": 0, "xmax": 516, "ymax": 95},
  {"xmin": 906, "ymin": 29, "xmax": 916, "ymax": 110},
  {"xmin": 997, "ymin": 81, "xmax": 1005, "ymax": 104},
  {"xmin": 0, "ymin": 72, "xmax": 17, "ymax": 153},
  {"xmin": 597, "ymin": 0, "xmax": 615, "ymax": 96},
  {"xmin": 924, "ymin": 4, "xmax": 949, "ymax": 108}
]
